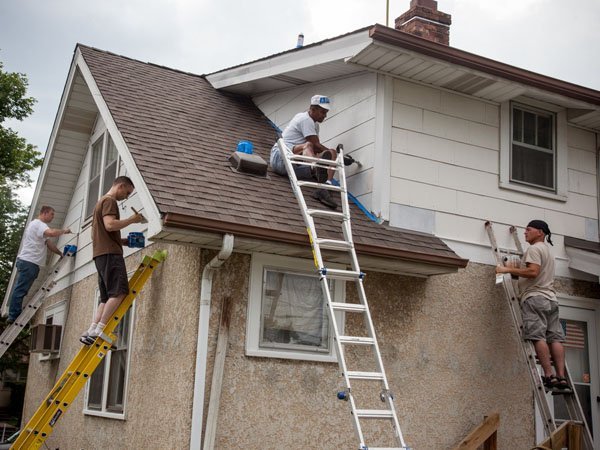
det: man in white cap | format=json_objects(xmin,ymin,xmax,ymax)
[{"xmin": 270, "ymin": 94, "xmax": 338, "ymax": 209}]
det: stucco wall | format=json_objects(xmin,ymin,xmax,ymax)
[
  {"xmin": 22, "ymin": 243, "xmax": 599, "ymax": 449},
  {"xmin": 22, "ymin": 243, "xmax": 202, "ymax": 449},
  {"xmin": 208, "ymin": 258, "xmax": 534, "ymax": 449}
]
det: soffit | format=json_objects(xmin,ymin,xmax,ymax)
[
  {"xmin": 152, "ymin": 228, "xmax": 461, "ymax": 277},
  {"xmin": 347, "ymin": 41, "xmax": 600, "ymax": 130},
  {"xmin": 33, "ymin": 69, "xmax": 96, "ymax": 228},
  {"xmin": 209, "ymin": 26, "xmax": 600, "ymax": 132}
]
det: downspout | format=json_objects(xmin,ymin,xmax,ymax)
[
  {"xmin": 597, "ymin": 135, "xmax": 600, "ymax": 242},
  {"xmin": 190, "ymin": 234, "xmax": 234, "ymax": 450}
]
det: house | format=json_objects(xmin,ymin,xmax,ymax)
[{"xmin": 3, "ymin": 0, "xmax": 600, "ymax": 448}]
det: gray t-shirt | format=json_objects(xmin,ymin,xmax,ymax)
[
  {"xmin": 518, "ymin": 241, "xmax": 557, "ymax": 302},
  {"xmin": 277, "ymin": 111, "xmax": 319, "ymax": 153}
]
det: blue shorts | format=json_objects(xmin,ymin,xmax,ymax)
[{"xmin": 270, "ymin": 144, "xmax": 312, "ymax": 179}]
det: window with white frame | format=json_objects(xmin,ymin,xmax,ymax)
[
  {"xmin": 85, "ymin": 132, "xmax": 119, "ymax": 219},
  {"xmin": 511, "ymin": 103, "xmax": 555, "ymax": 190},
  {"xmin": 246, "ymin": 253, "xmax": 345, "ymax": 362},
  {"xmin": 39, "ymin": 300, "xmax": 67, "ymax": 361},
  {"xmin": 500, "ymin": 99, "xmax": 567, "ymax": 200},
  {"xmin": 85, "ymin": 293, "xmax": 134, "ymax": 418}
]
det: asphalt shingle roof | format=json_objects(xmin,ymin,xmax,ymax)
[{"xmin": 79, "ymin": 45, "xmax": 467, "ymax": 269}]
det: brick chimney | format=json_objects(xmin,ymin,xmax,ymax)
[{"xmin": 395, "ymin": 0, "xmax": 452, "ymax": 45}]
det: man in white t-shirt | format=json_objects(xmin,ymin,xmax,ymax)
[
  {"xmin": 7, "ymin": 206, "xmax": 71, "ymax": 322},
  {"xmin": 270, "ymin": 94, "xmax": 338, "ymax": 209},
  {"xmin": 496, "ymin": 220, "xmax": 572, "ymax": 393}
]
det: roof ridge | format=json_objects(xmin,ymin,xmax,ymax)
[{"xmin": 76, "ymin": 43, "xmax": 207, "ymax": 80}]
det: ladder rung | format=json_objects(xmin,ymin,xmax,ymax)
[
  {"xmin": 330, "ymin": 302, "xmax": 366, "ymax": 312},
  {"xmin": 289, "ymin": 154, "xmax": 341, "ymax": 166},
  {"xmin": 316, "ymin": 239, "xmax": 353, "ymax": 250},
  {"xmin": 321, "ymin": 268, "xmax": 363, "ymax": 280},
  {"xmin": 355, "ymin": 409, "xmax": 394, "ymax": 419},
  {"xmin": 297, "ymin": 181, "xmax": 343, "ymax": 192},
  {"xmin": 307, "ymin": 209, "xmax": 346, "ymax": 219},
  {"xmin": 346, "ymin": 371, "xmax": 384, "ymax": 381},
  {"xmin": 338, "ymin": 336, "xmax": 375, "ymax": 345}
]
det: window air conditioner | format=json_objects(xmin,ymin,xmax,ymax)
[{"xmin": 30, "ymin": 324, "xmax": 62, "ymax": 354}]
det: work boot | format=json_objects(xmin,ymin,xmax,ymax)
[
  {"xmin": 313, "ymin": 189, "xmax": 338, "ymax": 210},
  {"xmin": 315, "ymin": 151, "xmax": 333, "ymax": 183}
]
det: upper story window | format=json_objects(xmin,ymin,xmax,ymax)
[
  {"xmin": 85, "ymin": 132, "xmax": 119, "ymax": 219},
  {"xmin": 500, "ymin": 99, "xmax": 567, "ymax": 201},
  {"xmin": 511, "ymin": 103, "xmax": 556, "ymax": 191},
  {"xmin": 246, "ymin": 253, "xmax": 345, "ymax": 363}
]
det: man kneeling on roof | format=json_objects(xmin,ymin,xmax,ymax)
[{"xmin": 270, "ymin": 94, "xmax": 338, "ymax": 210}]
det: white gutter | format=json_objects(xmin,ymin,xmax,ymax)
[{"xmin": 190, "ymin": 234, "xmax": 234, "ymax": 450}]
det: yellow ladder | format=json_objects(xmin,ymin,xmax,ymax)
[{"xmin": 12, "ymin": 250, "xmax": 167, "ymax": 449}]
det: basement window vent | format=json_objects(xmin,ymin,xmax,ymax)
[
  {"xmin": 228, "ymin": 151, "xmax": 268, "ymax": 178},
  {"xmin": 30, "ymin": 324, "xmax": 62, "ymax": 354}
]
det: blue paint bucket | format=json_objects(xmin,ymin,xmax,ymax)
[{"xmin": 237, "ymin": 140, "xmax": 253, "ymax": 154}]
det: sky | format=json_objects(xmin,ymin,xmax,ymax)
[{"xmin": 1, "ymin": 0, "xmax": 599, "ymax": 206}]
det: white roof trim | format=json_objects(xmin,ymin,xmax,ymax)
[
  {"xmin": 207, "ymin": 30, "xmax": 372, "ymax": 90},
  {"xmin": 75, "ymin": 49, "xmax": 163, "ymax": 238},
  {"xmin": 565, "ymin": 246, "xmax": 600, "ymax": 283}
]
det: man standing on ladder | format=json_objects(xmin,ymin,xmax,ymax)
[
  {"xmin": 7, "ymin": 206, "xmax": 71, "ymax": 323},
  {"xmin": 495, "ymin": 220, "xmax": 572, "ymax": 393},
  {"xmin": 270, "ymin": 94, "xmax": 338, "ymax": 210},
  {"xmin": 80, "ymin": 176, "xmax": 143, "ymax": 344}
]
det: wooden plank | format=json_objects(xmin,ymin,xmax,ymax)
[
  {"xmin": 568, "ymin": 422, "xmax": 582, "ymax": 450},
  {"xmin": 452, "ymin": 413, "xmax": 500, "ymax": 450},
  {"xmin": 534, "ymin": 421, "xmax": 583, "ymax": 450}
]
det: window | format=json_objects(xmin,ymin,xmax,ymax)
[
  {"xmin": 85, "ymin": 133, "xmax": 119, "ymax": 219},
  {"xmin": 39, "ymin": 301, "xmax": 67, "ymax": 361},
  {"xmin": 246, "ymin": 254, "xmax": 345, "ymax": 362},
  {"xmin": 510, "ymin": 104, "xmax": 555, "ymax": 190},
  {"xmin": 84, "ymin": 293, "xmax": 134, "ymax": 418},
  {"xmin": 500, "ymin": 100, "xmax": 567, "ymax": 200}
]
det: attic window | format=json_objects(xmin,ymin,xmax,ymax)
[{"xmin": 85, "ymin": 133, "xmax": 119, "ymax": 219}]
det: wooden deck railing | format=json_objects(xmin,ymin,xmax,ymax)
[
  {"xmin": 452, "ymin": 413, "xmax": 500, "ymax": 450},
  {"xmin": 532, "ymin": 421, "xmax": 583, "ymax": 450}
]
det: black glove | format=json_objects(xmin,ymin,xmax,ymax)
[{"xmin": 343, "ymin": 155, "xmax": 356, "ymax": 166}]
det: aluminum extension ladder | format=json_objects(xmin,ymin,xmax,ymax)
[
  {"xmin": 0, "ymin": 246, "xmax": 77, "ymax": 360},
  {"xmin": 279, "ymin": 139, "xmax": 409, "ymax": 450},
  {"xmin": 484, "ymin": 221, "xmax": 593, "ymax": 449},
  {"xmin": 12, "ymin": 249, "xmax": 167, "ymax": 449}
]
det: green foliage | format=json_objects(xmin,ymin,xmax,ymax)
[
  {"xmin": 0, "ymin": 315, "xmax": 30, "ymax": 379},
  {"xmin": 0, "ymin": 60, "xmax": 42, "ymax": 186},
  {"xmin": 0, "ymin": 183, "xmax": 26, "ymax": 302},
  {"xmin": 0, "ymin": 58, "xmax": 41, "ymax": 380}
]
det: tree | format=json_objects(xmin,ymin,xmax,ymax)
[
  {"xmin": 0, "ymin": 60, "xmax": 41, "ymax": 185},
  {"xmin": 0, "ymin": 59, "xmax": 43, "ymax": 302},
  {"xmin": 0, "ymin": 59, "xmax": 43, "ymax": 397}
]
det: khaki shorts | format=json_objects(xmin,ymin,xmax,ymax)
[{"xmin": 521, "ymin": 295, "xmax": 565, "ymax": 343}]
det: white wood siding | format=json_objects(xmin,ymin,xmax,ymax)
[
  {"xmin": 388, "ymin": 78, "xmax": 599, "ymax": 275},
  {"xmin": 253, "ymin": 72, "xmax": 377, "ymax": 206},
  {"xmin": 51, "ymin": 142, "xmax": 149, "ymax": 294}
]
